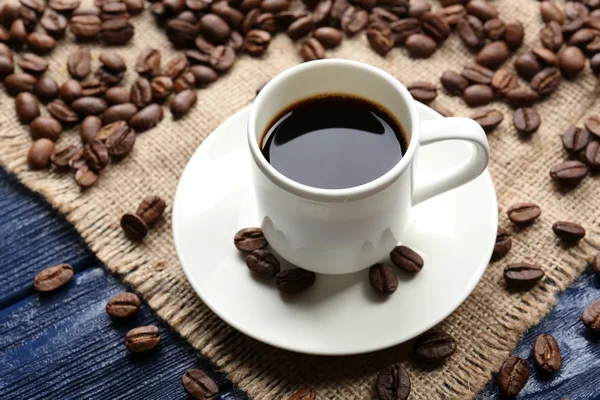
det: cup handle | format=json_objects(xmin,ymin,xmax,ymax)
[{"xmin": 412, "ymin": 118, "xmax": 490, "ymax": 206}]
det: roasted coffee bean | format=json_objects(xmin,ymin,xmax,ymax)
[
  {"xmin": 125, "ymin": 326, "xmax": 160, "ymax": 352},
  {"xmin": 390, "ymin": 245, "xmax": 424, "ymax": 273},
  {"xmin": 369, "ymin": 262, "xmax": 398, "ymax": 296},
  {"xmin": 0, "ymin": 55, "xmax": 14, "ymax": 77},
  {"xmin": 313, "ymin": 0, "xmax": 333, "ymax": 25},
  {"xmin": 105, "ymin": 123, "xmax": 135, "ymax": 157},
  {"xmin": 162, "ymin": 0, "xmax": 185, "ymax": 14},
  {"xmin": 83, "ymin": 139, "xmax": 109, "ymax": 170},
  {"xmin": 34, "ymin": 263, "xmax": 73, "ymax": 292},
  {"xmin": 48, "ymin": 99, "xmax": 79, "ymax": 123},
  {"xmin": 389, "ymin": 17, "xmax": 420, "ymax": 45},
  {"xmin": 74, "ymin": 164, "xmax": 98, "ymax": 188},
  {"xmin": 533, "ymin": 334, "xmax": 561, "ymax": 373},
  {"xmin": 476, "ymin": 40, "xmax": 510, "ymax": 69},
  {"xmin": 0, "ymin": 3, "xmax": 19, "ymax": 29},
  {"xmin": 566, "ymin": 2, "xmax": 589, "ymax": 21},
  {"xmin": 60, "ymin": 80, "xmax": 82, "ymax": 104},
  {"xmin": 532, "ymin": 46, "xmax": 559, "ymax": 67},
  {"xmin": 211, "ymin": 1, "xmax": 244, "ymax": 30},
  {"xmin": 275, "ymin": 10, "xmax": 306, "ymax": 30},
  {"xmin": 241, "ymin": 9, "xmax": 261, "ymax": 33},
  {"xmin": 106, "ymin": 292, "xmax": 141, "ymax": 318},
  {"xmin": 506, "ymin": 87, "xmax": 540, "ymax": 108},
  {"xmin": 505, "ymin": 20, "xmax": 524, "ymax": 49},
  {"xmin": 498, "ymin": 356, "xmax": 529, "ymax": 397},
  {"xmin": 101, "ymin": 2, "xmax": 129, "ymax": 20},
  {"xmin": 421, "ymin": 11, "xmax": 450, "ymax": 42},
  {"xmin": 504, "ymin": 263, "xmax": 545, "ymax": 287},
  {"xmin": 0, "ymin": 43, "xmax": 12, "ymax": 59},
  {"xmin": 585, "ymin": 116, "xmax": 600, "ymax": 138},
  {"xmin": 559, "ymin": 46, "xmax": 585, "ymax": 78},
  {"xmin": 507, "ymin": 203, "xmax": 541, "ymax": 224},
  {"xmin": 99, "ymin": 51, "xmax": 126, "ymax": 73},
  {"xmin": 470, "ymin": 109, "xmax": 503, "ymax": 132},
  {"xmin": 246, "ymin": 248, "xmax": 280, "ymax": 277},
  {"xmin": 461, "ymin": 63, "xmax": 493, "ymax": 85},
  {"xmin": 540, "ymin": 1, "xmax": 564, "ymax": 24},
  {"xmin": 562, "ymin": 17, "xmax": 585, "ymax": 36},
  {"xmin": 491, "ymin": 68, "xmax": 518, "ymax": 95},
  {"xmin": 369, "ymin": 7, "xmax": 399, "ymax": 25},
  {"xmin": 135, "ymin": 48, "xmax": 161, "ymax": 77},
  {"xmin": 123, "ymin": 0, "xmax": 143, "ymax": 14},
  {"xmin": 286, "ymin": 387, "xmax": 315, "ymax": 400},
  {"xmin": 408, "ymin": 0, "xmax": 430, "ymax": 18},
  {"xmin": 30, "ymin": 116, "xmax": 63, "ymax": 141},
  {"xmin": 69, "ymin": 14, "xmax": 102, "ymax": 38},
  {"xmin": 20, "ymin": 8, "xmax": 39, "ymax": 33},
  {"xmin": 582, "ymin": 298, "xmax": 600, "ymax": 331},
  {"xmin": 170, "ymin": 89, "xmax": 197, "ymax": 118},
  {"xmin": 21, "ymin": 0, "xmax": 46, "ymax": 16},
  {"xmin": 583, "ymin": 141, "xmax": 600, "ymax": 168},
  {"xmin": 79, "ymin": 115, "xmax": 101, "ymax": 143},
  {"xmin": 407, "ymin": 81, "xmax": 436, "ymax": 103},
  {"xmin": 173, "ymin": 72, "xmax": 195, "ymax": 93},
  {"xmin": 96, "ymin": 120, "xmax": 128, "ymax": 142},
  {"xmin": 234, "ymin": 228, "xmax": 267, "ymax": 251},
  {"xmin": 301, "ymin": 37, "xmax": 325, "ymax": 61},
  {"xmin": 340, "ymin": 6, "xmax": 369, "ymax": 36},
  {"xmin": 17, "ymin": 53, "xmax": 48, "ymax": 75},
  {"xmin": 121, "ymin": 213, "xmax": 148, "ymax": 240},
  {"xmin": 465, "ymin": 0, "xmax": 497, "ymax": 21},
  {"xmin": 49, "ymin": 0, "xmax": 80, "ymax": 12},
  {"xmin": 51, "ymin": 145, "xmax": 78, "ymax": 168},
  {"xmin": 376, "ymin": 364, "xmax": 411, "ymax": 400},
  {"xmin": 586, "ymin": 35, "xmax": 600, "ymax": 53},
  {"xmin": 200, "ymin": 13, "xmax": 230, "ymax": 44},
  {"xmin": 330, "ymin": 0, "xmax": 350, "ymax": 22},
  {"xmin": 261, "ymin": 0, "xmax": 289, "ymax": 13},
  {"xmin": 287, "ymin": 15, "xmax": 315, "ymax": 40},
  {"xmin": 367, "ymin": 21, "xmax": 394, "ymax": 56},
  {"xmin": 552, "ymin": 221, "xmax": 585, "ymax": 243},
  {"xmin": 162, "ymin": 55, "xmax": 188, "ymax": 80},
  {"xmin": 514, "ymin": 53, "xmax": 543, "ymax": 81},
  {"xmin": 129, "ymin": 103, "xmax": 164, "ymax": 132},
  {"xmin": 406, "ymin": 32, "xmax": 438, "ymax": 57},
  {"xmin": 94, "ymin": 67, "xmax": 123, "ymax": 86},
  {"xmin": 10, "ymin": 19, "xmax": 27, "ymax": 50},
  {"xmin": 313, "ymin": 27, "xmax": 343, "ymax": 48},
  {"xmin": 244, "ymin": 29, "xmax": 271, "ymax": 56},
  {"xmin": 28, "ymin": 138, "xmax": 55, "ymax": 170},
  {"xmin": 67, "ymin": 47, "xmax": 91, "ymax": 80},
  {"xmin": 493, "ymin": 227, "xmax": 512, "ymax": 260},
  {"xmin": 190, "ymin": 65, "xmax": 218, "ymax": 86},
  {"xmin": 463, "ymin": 84, "xmax": 494, "ymax": 107},
  {"xmin": 34, "ymin": 76, "xmax": 58, "ymax": 102},
  {"xmin": 148, "ymin": 77, "xmax": 172, "ymax": 102},
  {"xmin": 4, "ymin": 73, "xmax": 37, "ymax": 96},
  {"xmin": 513, "ymin": 108, "xmax": 541, "ymax": 135},
  {"xmin": 15, "ymin": 92, "xmax": 40, "ymax": 124},
  {"xmin": 71, "ymin": 96, "xmax": 108, "ymax": 116},
  {"xmin": 483, "ymin": 17, "xmax": 505, "ymax": 40},
  {"xmin": 531, "ymin": 67, "xmax": 561, "ymax": 96},
  {"xmin": 135, "ymin": 196, "xmax": 166, "ymax": 226},
  {"xmin": 540, "ymin": 21, "xmax": 563, "ymax": 52},
  {"xmin": 441, "ymin": 71, "xmax": 468, "ymax": 95},
  {"xmin": 562, "ymin": 126, "xmax": 590, "ymax": 154},
  {"xmin": 210, "ymin": 45, "xmax": 235, "ymax": 73},
  {"xmin": 227, "ymin": 30, "xmax": 244, "ymax": 52},
  {"xmin": 550, "ymin": 160, "xmax": 589, "ymax": 185},
  {"xmin": 185, "ymin": 49, "xmax": 210, "ymax": 65},
  {"xmin": 101, "ymin": 17, "xmax": 134, "ymax": 45},
  {"xmin": 131, "ymin": 77, "xmax": 152, "ymax": 108},
  {"xmin": 276, "ymin": 268, "xmax": 316, "ymax": 293},
  {"xmin": 253, "ymin": 13, "xmax": 277, "ymax": 35},
  {"xmin": 413, "ymin": 330, "xmax": 456, "ymax": 362},
  {"xmin": 437, "ymin": 4, "xmax": 466, "ymax": 26},
  {"xmin": 458, "ymin": 14, "xmax": 485, "ymax": 47},
  {"xmin": 27, "ymin": 32, "xmax": 56, "ymax": 55},
  {"xmin": 182, "ymin": 369, "xmax": 220, "ymax": 399}
]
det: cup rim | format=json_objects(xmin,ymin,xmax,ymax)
[{"xmin": 248, "ymin": 59, "xmax": 420, "ymax": 203}]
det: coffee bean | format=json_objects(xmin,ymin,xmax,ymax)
[
  {"xmin": 26, "ymin": 32, "xmax": 56, "ymax": 55},
  {"xmin": 367, "ymin": 21, "xmax": 394, "ymax": 56},
  {"xmin": 123, "ymin": 0, "xmax": 143, "ymax": 14},
  {"xmin": 567, "ymin": 2, "xmax": 589, "ymax": 20},
  {"xmin": 67, "ymin": 47, "xmax": 91, "ymax": 80},
  {"xmin": 15, "ymin": 92, "xmax": 40, "ymax": 124},
  {"xmin": 242, "ymin": 9, "xmax": 261, "ymax": 34},
  {"xmin": 585, "ymin": 116, "xmax": 600, "ymax": 138},
  {"xmin": 441, "ymin": 70, "xmax": 469, "ymax": 95},
  {"xmin": 301, "ymin": 37, "xmax": 325, "ymax": 61},
  {"xmin": 287, "ymin": 15, "xmax": 315, "ymax": 40},
  {"xmin": 244, "ymin": 29, "xmax": 272, "ymax": 56},
  {"xmin": 562, "ymin": 17, "xmax": 585, "ymax": 36},
  {"xmin": 0, "ymin": 55, "xmax": 14, "ymax": 78},
  {"xmin": 182, "ymin": 369, "xmax": 220, "ymax": 400},
  {"xmin": 413, "ymin": 330, "xmax": 456, "ymax": 362},
  {"xmin": 51, "ymin": 145, "xmax": 78, "ymax": 168},
  {"xmin": 76, "ymin": 117, "xmax": 100, "ymax": 145},
  {"xmin": 276, "ymin": 268, "xmax": 316, "ymax": 293},
  {"xmin": 74, "ymin": 165, "xmax": 98, "ymax": 188},
  {"xmin": 514, "ymin": 53, "xmax": 543, "ymax": 81},
  {"xmin": 370, "ymin": 7, "xmax": 400, "ymax": 25},
  {"xmin": 212, "ymin": 1, "xmax": 244, "ymax": 30},
  {"xmin": 540, "ymin": 20, "xmax": 564, "ymax": 52},
  {"xmin": 559, "ymin": 46, "xmax": 585, "ymax": 78},
  {"xmin": 465, "ymin": 0, "xmax": 497, "ymax": 21},
  {"xmin": 552, "ymin": 221, "xmax": 585, "ymax": 243},
  {"xmin": 132, "ymin": 196, "xmax": 165, "ymax": 228},
  {"xmin": 99, "ymin": 51, "xmax": 126, "ymax": 74},
  {"xmin": 505, "ymin": 87, "xmax": 540, "ymax": 108},
  {"xmin": 102, "ymin": 103, "xmax": 138, "ymax": 126},
  {"xmin": 101, "ymin": 17, "xmax": 134, "ymax": 45},
  {"xmin": 209, "ymin": 45, "xmax": 235, "ymax": 73},
  {"xmin": 312, "ymin": 0, "xmax": 332, "ymax": 25},
  {"xmin": 96, "ymin": 66, "xmax": 125, "ymax": 86},
  {"xmin": 149, "ymin": 76, "xmax": 173, "ymax": 101},
  {"xmin": 34, "ymin": 263, "xmax": 73, "ymax": 292},
  {"xmin": 533, "ymin": 334, "xmax": 561, "ymax": 373},
  {"xmin": 0, "ymin": 3, "xmax": 20, "ymax": 28},
  {"xmin": 483, "ymin": 17, "xmax": 505, "ymax": 40},
  {"xmin": 369, "ymin": 262, "xmax": 398, "ymax": 296},
  {"xmin": 498, "ymin": 356, "xmax": 529, "ymax": 397},
  {"xmin": 131, "ymin": 77, "xmax": 152, "ymax": 108},
  {"xmin": 30, "ymin": 116, "xmax": 62, "ymax": 141},
  {"xmin": 227, "ymin": 31, "xmax": 245, "ymax": 52},
  {"xmin": 60, "ymin": 79, "xmax": 82, "ymax": 104},
  {"xmin": 562, "ymin": 126, "xmax": 590, "ymax": 154},
  {"xmin": 135, "ymin": 48, "xmax": 161, "ymax": 77},
  {"xmin": 550, "ymin": 160, "xmax": 588, "ymax": 185},
  {"xmin": 535, "ymin": 46, "xmax": 561, "ymax": 66},
  {"xmin": 463, "ymin": 84, "xmax": 494, "ymax": 107},
  {"xmin": 461, "ymin": 63, "xmax": 494, "ymax": 84},
  {"xmin": 162, "ymin": 55, "xmax": 188, "ymax": 80},
  {"xmin": 476, "ymin": 40, "xmax": 510, "ymax": 69},
  {"xmin": 17, "ymin": 53, "xmax": 48, "ymax": 75},
  {"xmin": 105, "ymin": 87, "xmax": 131, "ymax": 105},
  {"xmin": 470, "ymin": 109, "xmax": 503, "ymax": 132},
  {"xmin": 390, "ymin": 245, "xmax": 424, "ymax": 273},
  {"xmin": 540, "ymin": 1, "xmax": 564, "ymax": 24},
  {"xmin": 246, "ymin": 248, "xmax": 280, "ymax": 277},
  {"xmin": 200, "ymin": 13, "xmax": 231, "ymax": 44},
  {"xmin": 389, "ymin": 17, "xmax": 421, "ymax": 45},
  {"xmin": 330, "ymin": 0, "xmax": 350, "ymax": 22},
  {"xmin": 583, "ymin": 141, "xmax": 600, "ymax": 168},
  {"xmin": 72, "ymin": 2, "xmax": 99, "ymax": 15},
  {"xmin": 101, "ymin": 2, "xmax": 129, "ymax": 20},
  {"xmin": 234, "ymin": 228, "xmax": 267, "ymax": 252},
  {"xmin": 71, "ymin": 96, "xmax": 108, "ymax": 117},
  {"xmin": 34, "ymin": 76, "xmax": 58, "ymax": 103},
  {"xmin": 505, "ymin": 20, "xmax": 524, "ymax": 49},
  {"xmin": 313, "ymin": 27, "xmax": 343, "ymax": 48},
  {"xmin": 96, "ymin": 119, "xmax": 127, "ymax": 142},
  {"xmin": 582, "ymin": 297, "xmax": 600, "ymax": 331},
  {"xmin": 458, "ymin": 14, "xmax": 485, "ymax": 48},
  {"xmin": 376, "ymin": 364, "xmax": 411, "ymax": 400},
  {"xmin": 408, "ymin": 0, "xmax": 430, "ymax": 18},
  {"xmin": 21, "ymin": 0, "xmax": 46, "ymax": 15},
  {"xmin": 407, "ymin": 81, "xmax": 436, "ymax": 103},
  {"xmin": 125, "ymin": 326, "xmax": 160, "ymax": 352},
  {"xmin": 105, "ymin": 122, "xmax": 135, "ymax": 157},
  {"xmin": 190, "ymin": 65, "xmax": 218, "ymax": 86},
  {"xmin": 106, "ymin": 292, "xmax": 141, "ymax": 318},
  {"xmin": 437, "ymin": 5, "xmax": 466, "ymax": 26},
  {"xmin": 586, "ymin": 35, "xmax": 600, "ymax": 53},
  {"xmin": 493, "ymin": 227, "xmax": 512, "ymax": 260},
  {"xmin": 4, "ymin": 73, "xmax": 37, "ymax": 96},
  {"xmin": 513, "ymin": 108, "xmax": 541, "ymax": 135},
  {"xmin": 83, "ymin": 139, "xmax": 109, "ymax": 170},
  {"xmin": 69, "ymin": 15, "xmax": 102, "ymax": 39},
  {"xmin": 121, "ymin": 212, "xmax": 148, "ymax": 240},
  {"xmin": 507, "ymin": 203, "xmax": 541, "ymax": 224},
  {"xmin": 28, "ymin": 138, "xmax": 55, "ymax": 170},
  {"xmin": 504, "ymin": 263, "xmax": 544, "ymax": 288},
  {"xmin": 286, "ymin": 387, "xmax": 315, "ymax": 400},
  {"xmin": 405, "ymin": 33, "xmax": 437, "ymax": 57},
  {"xmin": 170, "ymin": 89, "xmax": 197, "ymax": 118},
  {"xmin": 491, "ymin": 68, "xmax": 518, "ymax": 95},
  {"xmin": 340, "ymin": 6, "xmax": 368, "ymax": 36},
  {"xmin": 421, "ymin": 11, "xmax": 450, "ymax": 42},
  {"xmin": 261, "ymin": 0, "xmax": 289, "ymax": 13},
  {"xmin": 48, "ymin": 99, "xmax": 78, "ymax": 123},
  {"xmin": 129, "ymin": 103, "xmax": 164, "ymax": 132}
]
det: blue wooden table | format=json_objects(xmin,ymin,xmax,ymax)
[{"xmin": 0, "ymin": 167, "xmax": 598, "ymax": 400}]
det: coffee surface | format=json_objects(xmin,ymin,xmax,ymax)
[{"xmin": 261, "ymin": 95, "xmax": 407, "ymax": 189}]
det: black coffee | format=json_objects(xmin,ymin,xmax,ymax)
[{"xmin": 261, "ymin": 94, "xmax": 407, "ymax": 189}]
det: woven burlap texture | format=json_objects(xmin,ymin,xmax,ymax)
[{"xmin": 2, "ymin": 0, "xmax": 600, "ymax": 398}]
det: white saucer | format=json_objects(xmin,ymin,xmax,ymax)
[{"xmin": 173, "ymin": 103, "xmax": 498, "ymax": 356}]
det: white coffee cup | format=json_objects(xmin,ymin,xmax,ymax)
[{"xmin": 248, "ymin": 60, "xmax": 489, "ymax": 274}]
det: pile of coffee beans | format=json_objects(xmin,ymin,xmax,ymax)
[{"xmin": 120, "ymin": 194, "xmax": 166, "ymax": 240}]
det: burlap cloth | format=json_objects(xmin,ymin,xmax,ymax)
[{"xmin": 2, "ymin": 0, "xmax": 600, "ymax": 398}]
